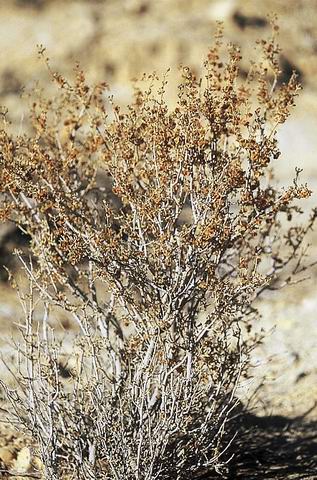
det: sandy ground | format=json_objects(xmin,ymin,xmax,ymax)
[{"xmin": 0, "ymin": 1, "xmax": 316, "ymax": 478}]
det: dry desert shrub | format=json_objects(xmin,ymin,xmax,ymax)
[{"xmin": 0, "ymin": 25, "xmax": 316, "ymax": 479}]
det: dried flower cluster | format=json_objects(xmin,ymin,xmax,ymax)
[{"xmin": 0, "ymin": 26, "xmax": 315, "ymax": 479}]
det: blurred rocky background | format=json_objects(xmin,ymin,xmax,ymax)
[{"xmin": 0, "ymin": 0, "xmax": 316, "ymax": 428}]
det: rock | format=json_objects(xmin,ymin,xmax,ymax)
[
  {"xmin": 207, "ymin": 0, "xmax": 236, "ymax": 21},
  {"xmin": 13, "ymin": 446, "xmax": 32, "ymax": 473}
]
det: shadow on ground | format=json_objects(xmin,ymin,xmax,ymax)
[{"xmin": 224, "ymin": 412, "xmax": 317, "ymax": 479}]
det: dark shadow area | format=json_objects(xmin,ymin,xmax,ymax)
[
  {"xmin": 232, "ymin": 11, "xmax": 268, "ymax": 30},
  {"xmin": 278, "ymin": 54, "xmax": 304, "ymax": 86},
  {"xmin": 0, "ymin": 223, "xmax": 31, "ymax": 281},
  {"xmin": 15, "ymin": 0, "xmax": 47, "ymax": 9},
  {"xmin": 225, "ymin": 413, "xmax": 317, "ymax": 479}
]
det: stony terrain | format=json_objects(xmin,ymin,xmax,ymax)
[{"xmin": 0, "ymin": 1, "xmax": 316, "ymax": 478}]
